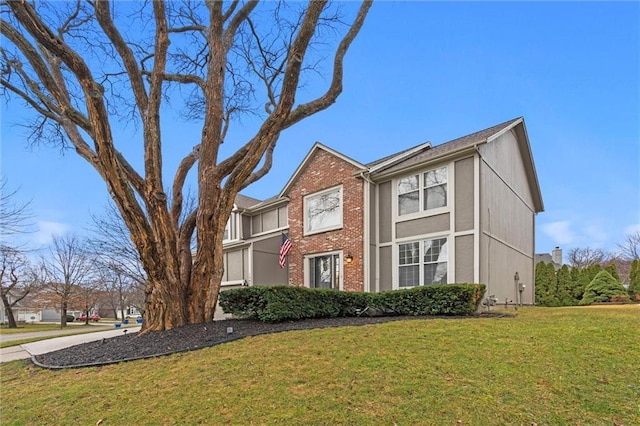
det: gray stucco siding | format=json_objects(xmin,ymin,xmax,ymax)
[
  {"xmin": 253, "ymin": 236, "xmax": 288, "ymax": 286},
  {"xmin": 395, "ymin": 213, "xmax": 450, "ymax": 239},
  {"xmin": 454, "ymin": 157, "xmax": 474, "ymax": 232},
  {"xmin": 379, "ymin": 246, "xmax": 392, "ymax": 292},
  {"xmin": 378, "ymin": 181, "xmax": 392, "ymax": 243},
  {"xmin": 455, "ymin": 234, "xmax": 474, "ymax": 283}
]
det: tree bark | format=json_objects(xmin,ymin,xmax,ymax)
[{"xmin": 1, "ymin": 295, "xmax": 17, "ymax": 328}]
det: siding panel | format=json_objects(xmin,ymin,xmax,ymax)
[
  {"xmin": 379, "ymin": 181, "xmax": 392, "ymax": 243},
  {"xmin": 455, "ymin": 234, "xmax": 474, "ymax": 283},
  {"xmin": 396, "ymin": 213, "xmax": 450, "ymax": 239},
  {"xmin": 379, "ymin": 246, "xmax": 392, "ymax": 291},
  {"xmin": 455, "ymin": 157, "xmax": 474, "ymax": 232}
]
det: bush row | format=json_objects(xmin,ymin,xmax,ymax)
[{"xmin": 218, "ymin": 284, "xmax": 486, "ymax": 322}]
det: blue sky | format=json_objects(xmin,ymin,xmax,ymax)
[{"xmin": 1, "ymin": 1, "xmax": 639, "ymax": 257}]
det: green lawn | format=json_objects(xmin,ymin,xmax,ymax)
[
  {"xmin": 0, "ymin": 323, "xmax": 70, "ymax": 334},
  {"xmin": 1, "ymin": 306, "xmax": 638, "ymax": 425}
]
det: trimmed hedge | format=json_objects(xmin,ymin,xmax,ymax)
[{"xmin": 219, "ymin": 284, "xmax": 486, "ymax": 322}]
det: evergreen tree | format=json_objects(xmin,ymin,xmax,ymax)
[
  {"xmin": 535, "ymin": 261, "xmax": 548, "ymax": 305},
  {"xmin": 580, "ymin": 270, "xmax": 628, "ymax": 305},
  {"xmin": 628, "ymin": 259, "xmax": 640, "ymax": 301},
  {"xmin": 604, "ymin": 263, "xmax": 620, "ymax": 281},
  {"xmin": 575, "ymin": 268, "xmax": 593, "ymax": 301},
  {"xmin": 568, "ymin": 267, "xmax": 583, "ymax": 304},
  {"xmin": 535, "ymin": 262, "xmax": 559, "ymax": 306},
  {"xmin": 555, "ymin": 265, "xmax": 574, "ymax": 306}
]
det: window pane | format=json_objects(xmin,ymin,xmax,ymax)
[
  {"xmin": 312, "ymin": 255, "xmax": 334, "ymax": 289},
  {"xmin": 425, "ymin": 167, "xmax": 447, "ymax": 188},
  {"xmin": 399, "ymin": 265, "xmax": 419, "ymax": 287},
  {"xmin": 306, "ymin": 188, "xmax": 341, "ymax": 233},
  {"xmin": 399, "ymin": 192, "xmax": 419, "ymax": 215},
  {"xmin": 399, "ymin": 242, "xmax": 420, "ymax": 265},
  {"xmin": 398, "ymin": 175, "xmax": 419, "ymax": 194},
  {"xmin": 424, "ymin": 263, "xmax": 448, "ymax": 284},
  {"xmin": 424, "ymin": 184, "xmax": 446, "ymax": 210},
  {"xmin": 424, "ymin": 238, "xmax": 447, "ymax": 263}
]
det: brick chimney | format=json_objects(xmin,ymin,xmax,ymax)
[{"xmin": 552, "ymin": 247, "xmax": 562, "ymax": 266}]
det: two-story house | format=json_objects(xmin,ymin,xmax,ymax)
[{"xmin": 218, "ymin": 117, "xmax": 544, "ymax": 305}]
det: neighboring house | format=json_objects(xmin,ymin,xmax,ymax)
[
  {"xmin": 535, "ymin": 247, "xmax": 563, "ymax": 270},
  {"xmin": 219, "ymin": 117, "xmax": 544, "ymax": 305}
]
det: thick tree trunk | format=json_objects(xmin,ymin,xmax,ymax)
[{"xmin": 1, "ymin": 295, "xmax": 17, "ymax": 328}]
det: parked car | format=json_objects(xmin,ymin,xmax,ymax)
[
  {"xmin": 125, "ymin": 314, "xmax": 142, "ymax": 319},
  {"xmin": 76, "ymin": 314, "xmax": 101, "ymax": 322}
]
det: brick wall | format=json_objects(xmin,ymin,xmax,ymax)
[{"xmin": 286, "ymin": 148, "xmax": 365, "ymax": 292}]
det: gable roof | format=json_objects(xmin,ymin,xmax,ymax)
[
  {"xmin": 278, "ymin": 142, "xmax": 367, "ymax": 197},
  {"xmin": 371, "ymin": 117, "xmax": 522, "ymax": 177},
  {"xmin": 237, "ymin": 117, "xmax": 543, "ymax": 213}
]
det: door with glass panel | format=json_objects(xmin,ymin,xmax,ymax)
[{"xmin": 309, "ymin": 254, "xmax": 341, "ymax": 289}]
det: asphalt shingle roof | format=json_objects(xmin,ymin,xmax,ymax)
[{"xmin": 372, "ymin": 117, "xmax": 522, "ymax": 176}]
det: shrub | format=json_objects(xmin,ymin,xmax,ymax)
[
  {"xmin": 579, "ymin": 270, "xmax": 628, "ymax": 305},
  {"xmin": 370, "ymin": 284, "xmax": 485, "ymax": 316},
  {"xmin": 219, "ymin": 284, "xmax": 485, "ymax": 322}
]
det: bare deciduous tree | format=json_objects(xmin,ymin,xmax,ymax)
[
  {"xmin": 567, "ymin": 247, "xmax": 609, "ymax": 270},
  {"xmin": 618, "ymin": 231, "xmax": 640, "ymax": 260},
  {"xmin": 1, "ymin": 1, "xmax": 372, "ymax": 331},
  {"xmin": 0, "ymin": 246, "xmax": 33, "ymax": 328},
  {"xmin": 0, "ymin": 177, "xmax": 32, "ymax": 246},
  {"xmin": 38, "ymin": 234, "xmax": 96, "ymax": 327}
]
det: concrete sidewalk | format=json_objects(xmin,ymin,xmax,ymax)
[{"xmin": 0, "ymin": 326, "xmax": 141, "ymax": 363}]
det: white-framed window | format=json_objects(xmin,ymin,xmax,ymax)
[
  {"xmin": 304, "ymin": 185, "xmax": 343, "ymax": 235},
  {"xmin": 306, "ymin": 252, "xmax": 342, "ymax": 290},
  {"xmin": 398, "ymin": 237, "xmax": 448, "ymax": 287},
  {"xmin": 223, "ymin": 219, "xmax": 231, "ymax": 241},
  {"xmin": 397, "ymin": 166, "xmax": 447, "ymax": 216}
]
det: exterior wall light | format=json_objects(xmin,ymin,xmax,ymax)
[{"xmin": 345, "ymin": 254, "xmax": 354, "ymax": 264}]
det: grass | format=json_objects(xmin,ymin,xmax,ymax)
[
  {"xmin": 0, "ymin": 323, "xmax": 71, "ymax": 334},
  {"xmin": 0, "ymin": 322, "xmax": 133, "ymax": 349},
  {"xmin": 1, "ymin": 305, "xmax": 639, "ymax": 425}
]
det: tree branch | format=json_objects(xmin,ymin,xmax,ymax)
[{"xmin": 283, "ymin": 0, "xmax": 372, "ymax": 128}]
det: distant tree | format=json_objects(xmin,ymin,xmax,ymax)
[
  {"xmin": 535, "ymin": 261, "xmax": 559, "ymax": 306},
  {"xmin": 88, "ymin": 203, "xmax": 147, "ymax": 290},
  {"xmin": 628, "ymin": 259, "xmax": 640, "ymax": 301},
  {"xmin": 580, "ymin": 270, "xmax": 628, "ymax": 305},
  {"xmin": 100, "ymin": 266, "xmax": 138, "ymax": 321},
  {"xmin": 555, "ymin": 265, "xmax": 575, "ymax": 306},
  {"xmin": 1, "ymin": 1, "xmax": 372, "ymax": 332},
  {"xmin": 567, "ymin": 247, "xmax": 609, "ymax": 269},
  {"xmin": 568, "ymin": 267, "xmax": 584, "ymax": 302},
  {"xmin": 604, "ymin": 263, "xmax": 619, "ymax": 282},
  {"xmin": 0, "ymin": 247, "xmax": 33, "ymax": 328},
  {"xmin": 76, "ymin": 277, "xmax": 102, "ymax": 324},
  {"xmin": 0, "ymin": 177, "xmax": 33, "ymax": 248},
  {"xmin": 39, "ymin": 234, "xmax": 96, "ymax": 327},
  {"xmin": 618, "ymin": 231, "xmax": 640, "ymax": 260}
]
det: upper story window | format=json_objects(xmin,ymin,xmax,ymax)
[
  {"xmin": 304, "ymin": 185, "xmax": 343, "ymax": 235},
  {"xmin": 398, "ymin": 166, "xmax": 447, "ymax": 216}
]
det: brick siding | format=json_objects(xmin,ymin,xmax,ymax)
[{"xmin": 286, "ymin": 149, "xmax": 365, "ymax": 292}]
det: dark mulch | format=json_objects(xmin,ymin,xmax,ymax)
[{"xmin": 33, "ymin": 313, "xmax": 509, "ymax": 369}]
